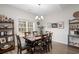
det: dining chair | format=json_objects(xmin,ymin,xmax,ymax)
[
  {"xmin": 24, "ymin": 32, "xmax": 31, "ymax": 37},
  {"xmin": 25, "ymin": 38, "xmax": 34, "ymax": 54},
  {"xmin": 33, "ymin": 39, "xmax": 44, "ymax": 54},
  {"xmin": 33, "ymin": 31, "xmax": 38, "ymax": 36},
  {"xmin": 41, "ymin": 34, "xmax": 49, "ymax": 53},
  {"xmin": 48, "ymin": 33, "xmax": 53, "ymax": 52},
  {"xmin": 16, "ymin": 35, "xmax": 31, "ymax": 54}
]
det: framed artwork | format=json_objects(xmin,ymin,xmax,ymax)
[
  {"xmin": 51, "ymin": 23, "xmax": 58, "ymax": 28},
  {"xmin": 58, "ymin": 22, "xmax": 64, "ymax": 29},
  {"xmin": 0, "ymin": 38, "xmax": 6, "ymax": 43},
  {"xmin": 8, "ymin": 37, "xmax": 13, "ymax": 41}
]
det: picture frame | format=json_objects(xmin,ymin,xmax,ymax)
[
  {"xmin": 0, "ymin": 38, "xmax": 6, "ymax": 43},
  {"xmin": 51, "ymin": 23, "xmax": 58, "ymax": 28},
  {"xmin": 58, "ymin": 22, "xmax": 64, "ymax": 29},
  {"xmin": 8, "ymin": 37, "xmax": 13, "ymax": 41}
]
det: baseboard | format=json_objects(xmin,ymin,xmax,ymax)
[{"xmin": 52, "ymin": 39, "xmax": 68, "ymax": 45}]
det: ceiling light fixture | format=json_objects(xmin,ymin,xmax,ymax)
[
  {"xmin": 35, "ymin": 16, "xmax": 39, "ymax": 19},
  {"xmin": 35, "ymin": 16, "xmax": 44, "ymax": 20}
]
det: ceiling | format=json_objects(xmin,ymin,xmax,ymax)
[
  {"xmin": 9, "ymin": 4, "xmax": 64, "ymax": 16},
  {"xmin": 9, "ymin": 4, "xmax": 78, "ymax": 16}
]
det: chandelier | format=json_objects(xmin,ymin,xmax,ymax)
[{"xmin": 35, "ymin": 16, "xmax": 44, "ymax": 20}]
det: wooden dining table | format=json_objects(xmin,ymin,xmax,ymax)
[
  {"xmin": 24, "ymin": 35, "xmax": 42, "ymax": 41},
  {"xmin": 23, "ymin": 34, "xmax": 48, "ymax": 41},
  {"xmin": 23, "ymin": 34, "xmax": 48, "ymax": 49},
  {"xmin": 23, "ymin": 34, "xmax": 50, "ymax": 53},
  {"xmin": 23, "ymin": 35, "xmax": 43, "ymax": 53}
]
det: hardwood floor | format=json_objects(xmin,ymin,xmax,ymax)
[
  {"xmin": 4, "ymin": 41, "xmax": 79, "ymax": 54},
  {"xmin": 49, "ymin": 41, "xmax": 79, "ymax": 54}
]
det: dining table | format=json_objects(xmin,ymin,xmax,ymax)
[
  {"xmin": 23, "ymin": 35, "xmax": 43, "ymax": 53},
  {"xmin": 23, "ymin": 34, "xmax": 48, "ymax": 41},
  {"xmin": 23, "ymin": 34, "xmax": 43, "ymax": 48},
  {"xmin": 24, "ymin": 34, "xmax": 42, "ymax": 41},
  {"xmin": 23, "ymin": 34, "xmax": 50, "ymax": 53},
  {"xmin": 23, "ymin": 34, "xmax": 48, "ymax": 49}
]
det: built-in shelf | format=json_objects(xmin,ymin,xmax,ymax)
[
  {"xmin": 0, "ymin": 21, "xmax": 13, "ymax": 23},
  {"xmin": 68, "ymin": 19, "xmax": 79, "ymax": 48},
  {"xmin": 0, "ymin": 19, "xmax": 15, "ymax": 53},
  {"xmin": 0, "ymin": 41, "xmax": 14, "ymax": 47},
  {"xmin": 0, "ymin": 28, "xmax": 13, "ymax": 32},
  {"xmin": 69, "ymin": 22, "xmax": 79, "ymax": 24},
  {"xmin": 0, "ymin": 34, "xmax": 14, "ymax": 38},
  {"xmin": 68, "ymin": 35, "xmax": 79, "ymax": 38}
]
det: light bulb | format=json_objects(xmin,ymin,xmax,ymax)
[
  {"xmin": 38, "ymin": 18, "xmax": 41, "ymax": 20},
  {"xmin": 41, "ymin": 16, "xmax": 44, "ymax": 19},
  {"xmin": 35, "ymin": 16, "xmax": 38, "ymax": 20}
]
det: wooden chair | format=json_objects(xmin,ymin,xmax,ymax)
[
  {"xmin": 16, "ymin": 35, "xmax": 31, "ymax": 54},
  {"xmin": 41, "ymin": 33, "xmax": 53, "ymax": 52},
  {"xmin": 41, "ymin": 34, "xmax": 49, "ymax": 53},
  {"xmin": 48, "ymin": 33, "xmax": 53, "ymax": 52},
  {"xmin": 33, "ymin": 31, "xmax": 38, "ymax": 36},
  {"xmin": 33, "ymin": 39, "xmax": 44, "ymax": 54},
  {"xmin": 24, "ymin": 32, "xmax": 31, "ymax": 37},
  {"xmin": 24, "ymin": 38, "xmax": 34, "ymax": 54}
]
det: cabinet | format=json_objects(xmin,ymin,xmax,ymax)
[
  {"xmin": 0, "ymin": 20, "xmax": 15, "ymax": 53},
  {"xmin": 68, "ymin": 19, "xmax": 79, "ymax": 48}
]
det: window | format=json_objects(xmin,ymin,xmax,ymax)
[
  {"xmin": 19, "ymin": 21, "xmax": 26, "ymax": 32},
  {"xmin": 18, "ymin": 21, "xmax": 34, "ymax": 36}
]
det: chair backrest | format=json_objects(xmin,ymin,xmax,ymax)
[
  {"xmin": 24, "ymin": 32, "xmax": 31, "ymax": 37},
  {"xmin": 41, "ymin": 34, "xmax": 49, "ymax": 44},
  {"xmin": 16, "ymin": 35, "xmax": 22, "ymax": 49},
  {"xmin": 33, "ymin": 31, "xmax": 38, "ymax": 36},
  {"xmin": 47, "ymin": 33, "xmax": 53, "ymax": 43},
  {"xmin": 49, "ymin": 33, "xmax": 52, "ymax": 39},
  {"xmin": 33, "ymin": 39, "xmax": 43, "ymax": 47},
  {"xmin": 41, "ymin": 34, "xmax": 48, "ymax": 39}
]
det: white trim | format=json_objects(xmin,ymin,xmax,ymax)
[{"xmin": 52, "ymin": 39, "xmax": 68, "ymax": 45}]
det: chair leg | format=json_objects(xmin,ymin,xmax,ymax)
[
  {"xmin": 17, "ymin": 48, "xmax": 20, "ymax": 54},
  {"xmin": 43, "ymin": 46, "xmax": 47, "ymax": 53},
  {"xmin": 48, "ymin": 44, "xmax": 50, "ymax": 52},
  {"xmin": 48, "ymin": 43, "xmax": 52, "ymax": 52},
  {"xmin": 33, "ymin": 48, "xmax": 35, "ymax": 53},
  {"xmin": 50, "ymin": 43, "xmax": 52, "ymax": 51},
  {"xmin": 26, "ymin": 48, "xmax": 32, "ymax": 54},
  {"xmin": 30, "ymin": 48, "xmax": 34, "ymax": 54},
  {"xmin": 19, "ymin": 50, "xmax": 22, "ymax": 54}
]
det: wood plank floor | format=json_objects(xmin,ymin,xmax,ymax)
[
  {"xmin": 49, "ymin": 41, "xmax": 79, "ymax": 54},
  {"xmin": 4, "ymin": 41, "xmax": 79, "ymax": 54}
]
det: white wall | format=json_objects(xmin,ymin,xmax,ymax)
[
  {"xmin": 1, "ymin": 4, "xmax": 79, "ymax": 45},
  {"xmin": 0, "ymin": 4, "xmax": 36, "ymax": 34},
  {"xmin": 0, "ymin": 4, "xmax": 36, "ymax": 30},
  {"xmin": 0, "ymin": 4, "xmax": 36, "ymax": 46},
  {"xmin": 43, "ymin": 4, "xmax": 79, "ymax": 44}
]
